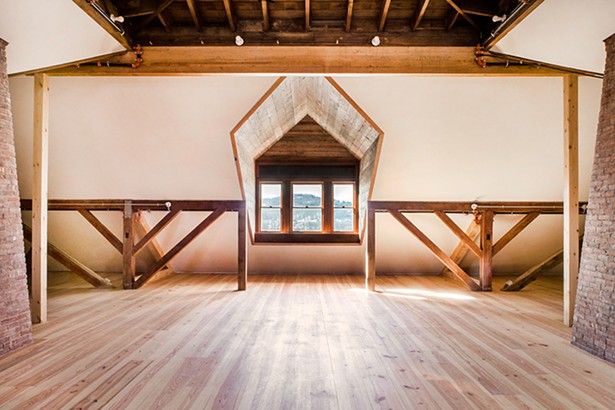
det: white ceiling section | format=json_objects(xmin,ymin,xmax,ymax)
[
  {"xmin": 0, "ymin": 0, "xmax": 124, "ymax": 75},
  {"xmin": 494, "ymin": 0, "xmax": 615, "ymax": 74}
]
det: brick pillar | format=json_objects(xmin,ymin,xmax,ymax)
[
  {"xmin": 571, "ymin": 33, "xmax": 615, "ymax": 363},
  {"xmin": 0, "ymin": 38, "xmax": 33, "ymax": 356}
]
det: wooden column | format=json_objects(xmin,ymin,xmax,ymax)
[
  {"xmin": 238, "ymin": 206, "xmax": 247, "ymax": 291},
  {"xmin": 365, "ymin": 206, "xmax": 376, "ymax": 291},
  {"xmin": 563, "ymin": 74, "xmax": 579, "ymax": 327},
  {"xmin": 31, "ymin": 73, "xmax": 49, "ymax": 324},
  {"xmin": 122, "ymin": 201, "xmax": 136, "ymax": 289},
  {"xmin": 479, "ymin": 211, "xmax": 493, "ymax": 291}
]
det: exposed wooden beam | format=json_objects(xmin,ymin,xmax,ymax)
[
  {"xmin": 479, "ymin": 210, "xmax": 493, "ymax": 291},
  {"xmin": 157, "ymin": 13, "xmax": 172, "ymax": 33},
  {"xmin": 445, "ymin": 0, "xmax": 480, "ymax": 31},
  {"xmin": 434, "ymin": 210, "xmax": 482, "ymax": 258},
  {"xmin": 135, "ymin": 0, "xmax": 176, "ymax": 32},
  {"xmin": 238, "ymin": 206, "xmax": 247, "ymax": 290},
  {"xmin": 482, "ymin": 0, "xmax": 545, "ymax": 49},
  {"xmin": 492, "ymin": 211, "xmax": 540, "ymax": 256},
  {"xmin": 133, "ymin": 209, "xmax": 181, "ymax": 255},
  {"xmin": 23, "ymin": 224, "xmax": 113, "ymax": 289},
  {"xmin": 389, "ymin": 210, "xmax": 481, "ymax": 291},
  {"xmin": 43, "ymin": 46, "xmax": 567, "ymax": 76},
  {"xmin": 261, "ymin": 0, "xmax": 270, "ymax": 32},
  {"xmin": 122, "ymin": 201, "xmax": 136, "ymax": 289},
  {"xmin": 72, "ymin": 0, "xmax": 133, "ymax": 50},
  {"xmin": 135, "ymin": 208, "xmax": 226, "ymax": 288},
  {"xmin": 305, "ymin": 0, "xmax": 311, "ymax": 31},
  {"xmin": 440, "ymin": 219, "xmax": 481, "ymax": 276},
  {"xmin": 345, "ymin": 0, "xmax": 354, "ymax": 33},
  {"xmin": 563, "ymin": 74, "xmax": 579, "ymax": 327},
  {"xmin": 502, "ymin": 235, "xmax": 584, "ymax": 292},
  {"xmin": 365, "ymin": 206, "xmax": 376, "ymax": 291},
  {"xmin": 221, "ymin": 0, "xmax": 236, "ymax": 32},
  {"xmin": 186, "ymin": 0, "xmax": 203, "ymax": 31},
  {"xmin": 134, "ymin": 214, "xmax": 175, "ymax": 274},
  {"xmin": 78, "ymin": 209, "xmax": 123, "ymax": 253},
  {"xmin": 378, "ymin": 0, "xmax": 392, "ymax": 32},
  {"xmin": 446, "ymin": 10, "xmax": 460, "ymax": 31},
  {"xmin": 412, "ymin": 0, "xmax": 431, "ymax": 31},
  {"xmin": 31, "ymin": 73, "xmax": 49, "ymax": 324}
]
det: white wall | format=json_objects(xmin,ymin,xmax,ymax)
[
  {"xmin": 9, "ymin": 75, "xmax": 602, "ymax": 275},
  {"xmin": 0, "ymin": 0, "xmax": 124, "ymax": 74}
]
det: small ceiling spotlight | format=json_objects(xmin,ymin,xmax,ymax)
[
  {"xmin": 371, "ymin": 35, "xmax": 380, "ymax": 47},
  {"xmin": 235, "ymin": 35, "xmax": 244, "ymax": 46},
  {"xmin": 110, "ymin": 14, "xmax": 125, "ymax": 23},
  {"xmin": 492, "ymin": 14, "xmax": 507, "ymax": 23}
]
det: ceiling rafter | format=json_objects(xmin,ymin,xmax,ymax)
[
  {"xmin": 222, "ymin": 0, "xmax": 236, "ymax": 32},
  {"xmin": 135, "ymin": 0, "xmax": 176, "ymax": 32},
  {"xmin": 345, "ymin": 0, "xmax": 354, "ymax": 33},
  {"xmin": 185, "ymin": 0, "xmax": 203, "ymax": 32},
  {"xmin": 412, "ymin": 0, "xmax": 431, "ymax": 31},
  {"xmin": 157, "ymin": 12, "xmax": 171, "ymax": 33},
  {"xmin": 305, "ymin": 0, "xmax": 311, "ymax": 31},
  {"xmin": 445, "ymin": 0, "xmax": 480, "ymax": 32},
  {"xmin": 378, "ymin": 0, "xmax": 392, "ymax": 32},
  {"xmin": 261, "ymin": 0, "xmax": 270, "ymax": 32}
]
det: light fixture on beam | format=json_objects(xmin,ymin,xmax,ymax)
[
  {"xmin": 86, "ymin": 0, "xmax": 125, "ymax": 36},
  {"xmin": 371, "ymin": 36, "xmax": 380, "ymax": 47},
  {"xmin": 110, "ymin": 14, "xmax": 125, "ymax": 23},
  {"xmin": 235, "ymin": 35, "xmax": 245, "ymax": 46},
  {"xmin": 492, "ymin": 14, "xmax": 507, "ymax": 23}
]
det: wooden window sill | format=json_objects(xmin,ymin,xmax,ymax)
[{"xmin": 255, "ymin": 233, "xmax": 360, "ymax": 244}]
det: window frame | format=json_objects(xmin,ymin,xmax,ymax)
[{"xmin": 255, "ymin": 163, "xmax": 359, "ymax": 244}]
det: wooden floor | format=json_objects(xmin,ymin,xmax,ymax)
[{"xmin": 1, "ymin": 274, "xmax": 615, "ymax": 409}]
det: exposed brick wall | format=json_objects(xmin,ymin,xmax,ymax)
[
  {"xmin": 0, "ymin": 38, "xmax": 32, "ymax": 356},
  {"xmin": 571, "ymin": 34, "xmax": 615, "ymax": 363}
]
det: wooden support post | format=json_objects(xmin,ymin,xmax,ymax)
[
  {"xmin": 31, "ymin": 73, "xmax": 49, "ymax": 324},
  {"xmin": 366, "ymin": 206, "xmax": 376, "ymax": 291},
  {"xmin": 479, "ymin": 211, "xmax": 493, "ymax": 291},
  {"xmin": 563, "ymin": 74, "xmax": 579, "ymax": 327},
  {"xmin": 122, "ymin": 201, "xmax": 136, "ymax": 289},
  {"xmin": 238, "ymin": 206, "xmax": 247, "ymax": 291}
]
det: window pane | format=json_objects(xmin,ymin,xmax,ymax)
[
  {"xmin": 293, "ymin": 209, "xmax": 322, "ymax": 231},
  {"xmin": 261, "ymin": 184, "xmax": 281, "ymax": 207},
  {"xmin": 261, "ymin": 208, "xmax": 281, "ymax": 231},
  {"xmin": 293, "ymin": 184, "xmax": 322, "ymax": 207},
  {"xmin": 334, "ymin": 184, "xmax": 354, "ymax": 207},
  {"xmin": 334, "ymin": 209, "xmax": 354, "ymax": 231}
]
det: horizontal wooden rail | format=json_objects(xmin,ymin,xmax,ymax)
[
  {"xmin": 20, "ymin": 199, "xmax": 245, "ymax": 212},
  {"xmin": 369, "ymin": 201, "xmax": 587, "ymax": 214}
]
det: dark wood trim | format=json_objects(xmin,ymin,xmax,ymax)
[
  {"xmin": 434, "ymin": 210, "xmax": 482, "ymax": 258},
  {"xmin": 78, "ymin": 209, "xmax": 123, "ymax": 253},
  {"xmin": 21, "ymin": 199, "xmax": 245, "ymax": 212},
  {"xmin": 366, "ymin": 206, "xmax": 376, "ymax": 291},
  {"xmin": 238, "ymin": 206, "xmax": 247, "ymax": 290},
  {"xmin": 255, "ymin": 233, "xmax": 360, "ymax": 244},
  {"xmin": 369, "ymin": 201, "xmax": 587, "ymax": 214},
  {"xmin": 440, "ymin": 219, "xmax": 481, "ymax": 276},
  {"xmin": 122, "ymin": 201, "xmax": 136, "ymax": 289}
]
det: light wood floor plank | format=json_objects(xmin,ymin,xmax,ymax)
[{"xmin": 1, "ymin": 273, "xmax": 614, "ymax": 409}]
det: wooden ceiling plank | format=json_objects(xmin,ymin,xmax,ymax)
[
  {"xmin": 378, "ymin": 0, "xmax": 392, "ymax": 32},
  {"xmin": 43, "ymin": 46, "xmax": 567, "ymax": 76},
  {"xmin": 446, "ymin": 0, "xmax": 480, "ymax": 32},
  {"xmin": 482, "ymin": 0, "xmax": 545, "ymax": 49},
  {"xmin": 135, "ymin": 0, "xmax": 176, "ymax": 32},
  {"xmin": 305, "ymin": 0, "xmax": 311, "ymax": 31},
  {"xmin": 412, "ymin": 0, "xmax": 431, "ymax": 31},
  {"xmin": 345, "ymin": 0, "xmax": 354, "ymax": 33},
  {"xmin": 186, "ymin": 0, "xmax": 203, "ymax": 32},
  {"xmin": 72, "ymin": 0, "xmax": 133, "ymax": 50},
  {"xmin": 222, "ymin": 0, "xmax": 237, "ymax": 32},
  {"xmin": 261, "ymin": 0, "xmax": 270, "ymax": 32}
]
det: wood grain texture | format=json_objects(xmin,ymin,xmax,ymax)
[{"xmin": 1, "ymin": 274, "xmax": 615, "ymax": 409}]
